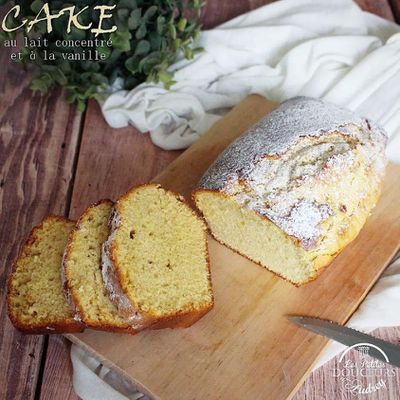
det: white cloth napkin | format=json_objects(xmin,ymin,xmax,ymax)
[
  {"xmin": 73, "ymin": 1, "xmax": 400, "ymax": 398},
  {"xmin": 71, "ymin": 345, "xmax": 150, "ymax": 400},
  {"xmin": 101, "ymin": 0, "xmax": 400, "ymax": 160}
]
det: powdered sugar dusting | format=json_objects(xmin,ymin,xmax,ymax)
[
  {"xmin": 101, "ymin": 210, "xmax": 149, "ymax": 328},
  {"xmin": 270, "ymin": 201, "xmax": 334, "ymax": 249},
  {"xmin": 198, "ymin": 97, "xmax": 387, "ymax": 248}
]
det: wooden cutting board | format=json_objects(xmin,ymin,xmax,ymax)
[{"xmin": 67, "ymin": 95, "xmax": 400, "ymax": 400}]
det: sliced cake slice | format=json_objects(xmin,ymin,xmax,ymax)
[
  {"xmin": 7, "ymin": 216, "xmax": 83, "ymax": 333},
  {"xmin": 62, "ymin": 200, "xmax": 138, "ymax": 333},
  {"xmin": 102, "ymin": 184, "xmax": 213, "ymax": 329}
]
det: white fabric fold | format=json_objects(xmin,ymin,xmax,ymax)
[
  {"xmin": 74, "ymin": 1, "xmax": 400, "ymax": 398},
  {"xmin": 71, "ymin": 344, "xmax": 150, "ymax": 400}
]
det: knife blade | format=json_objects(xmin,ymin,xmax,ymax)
[{"xmin": 288, "ymin": 316, "xmax": 400, "ymax": 368}]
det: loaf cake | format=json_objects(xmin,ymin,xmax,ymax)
[
  {"xmin": 62, "ymin": 200, "xmax": 137, "ymax": 333},
  {"xmin": 193, "ymin": 97, "xmax": 387, "ymax": 285},
  {"xmin": 7, "ymin": 216, "xmax": 83, "ymax": 333},
  {"xmin": 102, "ymin": 184, "xmax": 213, "ymax": 329}
]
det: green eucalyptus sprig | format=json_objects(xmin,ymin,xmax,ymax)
[{"xmin": 0, "ymin": 0, "xmax": 204, "ymax": 111}]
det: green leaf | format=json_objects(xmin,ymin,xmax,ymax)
[
  {"xmin": 125, "ymin": 56, "xmax": 140, "ymax": 73},
  {"xmin": 117, "ymin": 8, "xmax": 130, "ymax": 21},
  {"xmin": 118, "ymin": 0, "xmax": 137, "ymax": 9},
  {"xmin": 110, "ymin": 31, "xmax": 132, "ymax": 52},
  {"xmin": 168, "ymin": 24, "xmax": 177, "ymax": 40},
  {"xmin": 156, "ymin": 16, "xmax": 165, "ymax": 34},
  {"xmin": 184, "ymin": 47, "xmax": 193, "ymax": 59},
  {"xmin": 52, "ymin": 69, "xmax": 67, "ymax": 85},
  {"xmin": 177, "ymin": 18, "xmax": 187, "ymax": 32},
  {"xmin": 58, "ymin": 60, "xmax": 71, "ymax": 73},
  {"xmin": 192, "ymin": 46, "xmax": 204, "ymax": 57},
  {"xmin": 90, "ymin": 73, "xmax": 109, "ymax": 86},
  {"xmin": 97, "ymin": 46, "xmax": 112, "ymax": 59},
  {"xmin": 149, "ymin": 32, "xmax": 161, "ymax": 50},
  {"xmin": 134, "ymin": 40, "xmax": 150, "ymax": 56},
  {"xmin": 139, "ymin": 52, "xmax": 161, "ymax": 67},
  {"xmin": 106, "ymin": 49, "xmax": 122, "ymax": 64},
  {"xmin": 174, "ymin": 38, "xmax": 182, "ymax": 49},
  {"xmin": 30, "ymin": 0, "xmax": 44, "ymax": 14},
  {"xmin": 143, "ymin": 5, "xmax": 157, "ymax": 20},
  {"xmin": 135, "ymin": 23, "xmax": 147, "ymax": 39},
  {"xmin": 158, "ymin": 71, "xmax": 174, "ymax": 84},
  {"xmin": 128, "ymin": 9, "xmax": 141, "ymax": 30},
  {"xmin": 65, "ymin": 26, "xmax": 86, "ymax": 40},
  {"xmin": 66, "ymin": 93, "xmax": 77, "ymax": 104},
  {"xmin": 53, "ymin": 18, "xmax": 65, "ymax": 35},
  {"xmin": 76, "ymin": 98, "xmax": 86, "ymax": 112},
  {"xmin": 31, "ymin": 75, "xmax": 53, "ymax": 92}
]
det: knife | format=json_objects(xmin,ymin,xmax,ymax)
[{"xmin": 288, "ymin": 316, "xmax": 400, "ymax": 368}]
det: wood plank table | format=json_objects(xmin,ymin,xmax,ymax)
[{"xmin": 1, "ymin": 1, "xmax": 399, "ymax": 399}]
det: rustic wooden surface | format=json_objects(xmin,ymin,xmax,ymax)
[
  {"xmin": 0, "ymin": 42, "xmax": 83, "ymax": 400},
  {"xmin": 40, "ymin": 336, "xmax": 78, "ymax": 400},
  {"xmin": 201, "ymin": 0, "xmax": 395, "ymax": 28},
  {"xmin": 0, "ymin": 1, "xmax": 399, "ymax": 399},
  {"xmin": 67, "ymin": 96, "xmax": 400, "ymax": 400}
]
